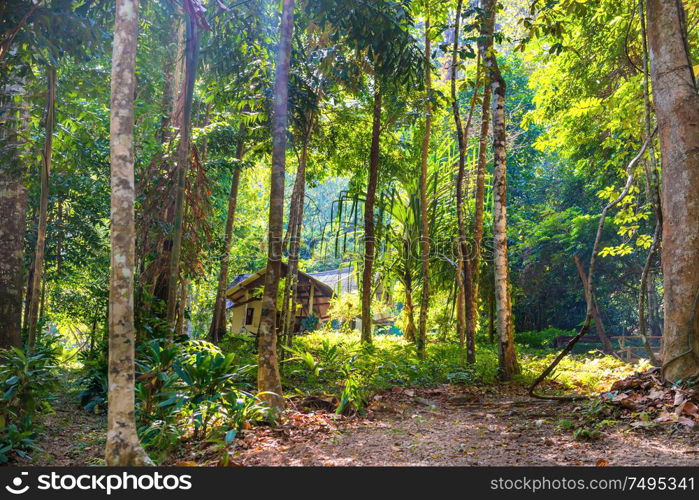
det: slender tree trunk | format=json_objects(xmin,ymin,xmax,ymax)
[
  {"xmin": 209, "ymin": 139, "xmax": 244, "ymax": 343},
  {"xmin": 27, "ymin": 67, "xmax": 56, "ymax": 351},
  {"xmin": 56, "ymin": 200, "xmax": 63, "ymax": 274},
  {"xmin": 488, "ymin": 288, "xmax": 495, "ymax": 344},
  {"xmin": 281, "ymin": 135, "xmax": 310, "ymax": 352},
  {"xmin": 468, "ymin": 13, "xmax": 493, "ymax": 351},
  {"xmin": 450, "ymin": 0, "xmax": 478, "ymax": 363},
  {"xmin": 648, "ymin": 278, "xmax": 663, "ymax": 337},
  {"xmin": 361, "ymin": 86, "xmax": 382, "ymax": 344},
  {"xmin": 417, "ymin": 7, "xmax": 432, "ymax": 360},
  {"xmin": 403, "ymin": 267, "xmax": 417, "ymax": 343},
  {"xmin": 451, "ymin": 0, "xmax": 467, "ymax": 361},
  {"xmin": 646, "ymin": 0, "xmax": 699, "ymax": 382},
  {"xmin": 176, "ymin": 278, "xmax": 187, "ymax": 337},
  {"xmin": 23, "ymin": 256, "xmax": 34, "ymax": 331},
  {"xmin": 105, "ymin": 0, "xmax": 151, "ymax": 466},
  {"xmin": 573, "ymin": 255, "xmax": 615, "ymax": 353},
  {"xmin": 638, "ymin": 225, "xmax": 662, "ymax": 365},
  {"xmin": 147, "ymin": 16, "xmax": 185, "ymax": 312},
  {"xmin": 0, "ymin": 72, "xmax": 28, "ymax": 350},
  {"xmin": 257, "ymin": 0, "xmax": 294, "ymax": 410},
  {"xmin": 166, "ymin": 12, "xmax": 200, "ymax": 330},
  {"xmin": 484, "ymin": 0, "xmax": 519, "ymax": 380}
]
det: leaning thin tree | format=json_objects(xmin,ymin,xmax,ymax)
[{"xmin": 105, "ymin": 0, "xmax": 151, "ymax": 466}]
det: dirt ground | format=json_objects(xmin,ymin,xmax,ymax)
[
  {"xmin": 29, "ymin": 372, "xmax": 106, "ymax": 466},
  {"xmin": 30, "ymin": 380, "xmax": 699, "ymax": 467},
  {"xmin": 233, "ymin": 385, "xmax": 699, "ymax": 466}
]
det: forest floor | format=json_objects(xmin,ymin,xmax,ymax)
[
  {"xmin": 28, "ymin": 372, "xmax": 699, "ymax": 467},
  {"xmin": 30, "ymin": 370, "xmax": 107, "ymax": 466},
  {"xmin": 228, "ymin": 384, "xmax": 699, "ymax": 466}
]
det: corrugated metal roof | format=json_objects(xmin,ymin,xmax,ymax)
[{"xmin": 308, "ymin": 267, "xmax": 358, "ymax": 294}]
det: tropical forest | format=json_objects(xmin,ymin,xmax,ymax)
[{"xmin": 1, "ymin": 0, "xmax": 698, "ymax": 468}]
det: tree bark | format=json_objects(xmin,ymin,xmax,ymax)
[
  {"xmin": 361, "ymin": 86, "xmax": 382, "ymax": 345},
  {"xmin": 257, "ymin": 0, "xmax": 294, "ymax": 410},
  {"xmin": 0, "ymin": 73, "xmax": 28, "ymax": 350},
  {"xmin": 281, "ymin": 134, "xmax": 310, "ymax": 352},
  {"xmin": 166, "ymin": 11, "xmax": 200, "ymax": 330},
  {"xmin": 27, "ymin": 67, "xmax": 56, "ymax": 351},
  {"xmin": 484, "ymin": 0, "xmax": 519, "ymax": 380},
  {"xmin": 646, "ymin": 0, "xmax": 699, "ymax": 382},
  {"xmin": 638, "ymin": 224, "xmax": 662, "ymax": 365},
  {"xmin": 209, "ymin": 139, "xmax": 244, "ymax": 343},
  {"xmin": 417, "ymin": 6, "xmax": 432, "ymax": 360},
  {"xmin": 403, "ymin": 238, "xmax": 417, "ymax": 343},
  {"xmin": 469, "ymin": 7, "xmax": 493, "ymax": 353},
  {"xmin": 573, "ymin": 255, "xmax": 615, "ymax": 354},
  {"xmin": 105, "ymin": 0, "xmax": 151, "ymax": 466},
  {"xmin": 450, "ymin": 0, "xmax": 478, "ymax": 363}
]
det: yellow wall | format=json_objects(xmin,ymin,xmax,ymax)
[{"xmin": 229, "ymin": 300, "xmax": 262, "ymax": 334}]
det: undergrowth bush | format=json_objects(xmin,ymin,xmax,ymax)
[
  {"xmin": 0, "ymin": 339, "xmax": 60, "ymax": 463},
  {"xmin": 515, "ymin": 327, "xmax": 574, "ymax": 348},
  {"xmin": 280, "ymin": 332, "xmax": 499, "ymax": 414},
  {"xmin": 76, "ymin": 337, "xmax": 268, "ymax": 462},
  {"xmin": 519, "ymin": 351, "xmax": 650, "ymax": 394}
]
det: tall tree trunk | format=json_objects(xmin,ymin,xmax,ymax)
[
  {"xmin": 361, "ymin": 86, "xmax": 382, "ymax": 345},
  {"xmin": 417, "ymin": 6, "xmax": 432, "ymax": 360},
  {"xmin": 450, "ymin": 0, "xmax": 478, "ymax": 363},
  {"xmin": 0, "ymin": 72, "xmax": 28, "ymax": 350},
  {"xmin": 147, "ymin": 15, "xmax": 185, "ymax": 312},
  {"xmin": 646, "ymin": 0, "xmax": 699, "ymax": 382},
  {"xmin": 281, "ymin": 134, "xmax": 310, "ymax": 352},
  {"xmin": 27, "ymin": 67, "xmax": 56, "ymax": 351},
  {"xmin": 468, "ymin": 10, "xmax": 493, "ymax": 352},
  {"xmin": 403, "ymin": 263, "xmax": 417, "ymax": 343},
  {"xmin": 166, "ymin": 11, "xmax": 200, "ymax": 329},
  {"xmin": 105, "ymin": 0, "xmax": 151, "ymax": 466},
  {"xmin": 637, "ymin": 0, "xmax": 662, "ymax": 366},
  {"xmin": 485, "ymin": 0, "xmax": 519, "ymax": 380},
  {"xmin": 176, "ymin": 278, "xmax": 187, "ymax": 337},
  {"xmin": 488, "ymin": 287, "xmax": 495, "ymax": 344},
  {"xmin": 257, "ymin": 0, "xmax": 294, "ymax": 410},
  {"xmin": 209, "ymin": 138, "xmax": 244, "ymax": 343}
]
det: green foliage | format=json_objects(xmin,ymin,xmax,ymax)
[
  {"xmin": 327, "ymin": 293, "xmax": 361, "ymax": 333},
  {"xmin": 279, "ymin": 332, "xmax": 495, "ymax": 413},
  {"xmin": 0, "ymin": 346, "xmax": 59, "ymax": 463},
  {"xmin": 77, "ymin": 346, "xmax": 108, "ymax": 414},
  {"xmin": 132, "ymin": 340, "xmax": 268, "ymax": 461},
  {"xmin": 515, "ymin": 327, "xmax": 574, "ymax": 349},
  {"xmin": 519, "ymin": 352, "xmax": 650, "ymax": 395}
]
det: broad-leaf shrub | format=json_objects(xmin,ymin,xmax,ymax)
[{"xmin": 0, "ymin": 345, "xmax": 59, "ymax": 463}]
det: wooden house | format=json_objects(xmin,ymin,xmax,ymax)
[{"xmin": 225, "ymin": 263, "xmax": 337, "ymax": 334}]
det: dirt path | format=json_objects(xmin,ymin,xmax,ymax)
[
  {"xmin": 236, "ymin": 385, "xmax": 699, "ymax": 466},
  {"xmin": 29, "ymin": 370, "xmax": 106, "ymax": 466},
  {"xmin": 27, "ymin": 376, "xmax": 699, "ymax": 467}
]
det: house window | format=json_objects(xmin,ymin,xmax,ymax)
[{"xmin": 245, "ymin": 308, "xmax": 254, "ymax": 326}]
